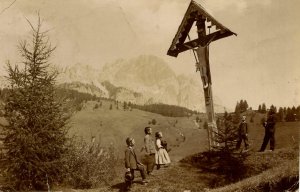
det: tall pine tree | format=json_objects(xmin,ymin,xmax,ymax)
[{"xmin": 3, "ymin": 17, "xmax": 69, "ymax": 190}]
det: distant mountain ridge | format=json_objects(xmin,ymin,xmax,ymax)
[{"xmin": 56, "ymin": 55, "xmax": 224, "ymax": 112}]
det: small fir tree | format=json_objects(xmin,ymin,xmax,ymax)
[
  {"xmin": 211, "ymin": 113, "xmax": 247, "ymax": 181},
  {"xmin": 214, "ymin": 113, "xmax": 238, "ymax": 152}
]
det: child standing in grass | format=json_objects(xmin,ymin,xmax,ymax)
[
  {"xmin": 124, "ymin": 137, "xmax": 148, "ymax": 190},
  {"xmin": 155, "ymin": 132, "xmax": 171, "ymax": 169},
  {"xmin": 143, "ymin": 126, "xmax": 156, "ymax": 175}
]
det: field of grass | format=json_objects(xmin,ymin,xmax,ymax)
[
  {"xmin": 0, "ymin": 99, "xmax": 298, "ymax": 191},
  {"xmin": 210, "ymin": 148, "xmax": 299, "ymax": 192},
  {"xmin": 245, "ymin": 113, "xmax": 299, "ymax": 151},
  {"xmin": 65, "ymin": 100, "xmax": 299, "ymax": 192},
  {"xmin": 68, "ymin": 100, "xmax": 208, "ymax": 160},
  {"xmin": 68, "ymin": 102, "xmax": 299, "ymax": 158},
  {"xmin": 55, "ymin": 147, "xmax": 298, "ymax": 192}
]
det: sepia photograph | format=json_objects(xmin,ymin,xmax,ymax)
[{"xmin": 0, "ymin": 0, "xmax": 299, "ymax": 191}]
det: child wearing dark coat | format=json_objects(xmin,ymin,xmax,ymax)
[{"xmin": 124, "ymin": 137, "xmax": 148, "ymax": 190}]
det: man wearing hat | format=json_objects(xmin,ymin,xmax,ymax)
[{"xmin": 236, "ymin": 115, "xmax": 249, "ymax": 150}]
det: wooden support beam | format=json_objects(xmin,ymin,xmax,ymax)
[{"xmin": 195, "ymin": 19, "xmax": 217, "ymax": 151}]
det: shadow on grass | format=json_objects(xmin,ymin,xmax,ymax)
[
  {"xmin": 111, "ymin": 181, "xmax": 147, "ymax": 192},
  {"xmin": 178, "ymin": 162, "xmax": 230, "ymax": 188},
  {"xmin": 111, "ymin": 182, "xmax": 126, "ymax": 192},
  {"xmin": 180, "ymin": 151, "xmax": 250, "ymax": 188}
]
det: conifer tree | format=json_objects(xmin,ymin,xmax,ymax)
[
  {"xmin": 285, "ymin": 106, "xmax": 297, "ymax": 122},
  {"xmin": 234, "ymin": 102, "xmax": 240, "ymax": 114},
  {"xmin": 243, "ymin": 100, "xmax": 248, "ymax": 112},
  {"xmin": 261, "ymin": 103, "xmax": 267, "ymax": 113},
  {"xmin": 214, "ymin": 113, "xmax": 238, "ymax": 152},
  {"xmin": 2, "ymin": 17, "xmax": 69, "ymax": 190},
  {"xmin": 296, "ymin": 106, "xmax": 300, "ymax": 120},
  {"xmin": 283, "ymin": 107, "xmax": 287, "ymax": 116},
  {"xmin": 270, "ymin": 104, "xmax": 277, "ymax": 113},
  {"xmin": 258, "ymin": 105, "xmax": 262, "ymax": 113},
  {"xmin": 277, "ymin": 107, "xmax": 284, "ymax": 122},
  {"xmin": 211, "ymin": 112, "xmax": 247, "ymax": 181}
]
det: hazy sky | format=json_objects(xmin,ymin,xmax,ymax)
[{"xmin": 0, "ymin": 0, "xmax": 299, "ymax": 110}]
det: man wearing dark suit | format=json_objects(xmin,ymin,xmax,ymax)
[
  {"xmin": 125, "ymin": 137, "xmax": 148, "ymax": 190},
  {"xmin": 236, "ymin": 115, "xmax": 249, "ymax": 150},
  {"xmin": 259, "ymin": 111, "xmax": 276, "ymax": 152}
]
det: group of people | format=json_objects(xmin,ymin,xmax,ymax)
[
  {"xmin": 124, "ymin": 126, "xmax": 171, "ymax": 190},
  {"xmin": 236, "ymin": 110, "xmax": 277, "ymax": 152},
  {"xmin": 124, "ymin": 111, "xmax": 276, "ymax": 190}
]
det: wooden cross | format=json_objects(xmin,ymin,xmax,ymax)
[{"xmin": 167, "ymin": 0, "xmax": 236, "ymax": 151}]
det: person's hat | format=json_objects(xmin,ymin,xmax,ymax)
[{"xmin": 125, "ymin": 171, "xmax": 133, "ymax": 181}]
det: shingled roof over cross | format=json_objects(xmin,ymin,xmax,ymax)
[{"xmin": 167, "ymin": 0, "xmax": 237, "ymax": 57}]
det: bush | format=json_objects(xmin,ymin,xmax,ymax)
[
  {"xmin": 64, "ymin": 138, "xmax": 117, "ymax": 189},
  {"xmin": 93, "ymin": 104, "xmax": 99, "ymax": 110},
  {"xmin": 76, "ymin": 104, "xmax": 83, "ymax": 111},
  {"xmin": 151, "ymin": 119, "xmax": 157, "ymax": 125}
]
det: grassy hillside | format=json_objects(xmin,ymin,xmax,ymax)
[
  {"xmin": 243, "ymin": 112, "xmax": 299, "ymax": 150},
  {"xmin": 56, "ymin": 147, "xmax": 298, "ymax": 192},
  {"xmin": 1, "ymin": 97, "xmax": 298, "ymax": 191},
  {"xmin": 69, "ymin": 102, "xmax": 299, "ymax": 159},
  {"xmin": 65, "ymin": 102, "xmax": 299, "ymax": 191},
  {"xmin": 68, "ymin": 100, "xmax": 208, "ymax": 160},
  {"xmin": 209, "ymin": 147, "xmax": 299, "ymax": 192}
]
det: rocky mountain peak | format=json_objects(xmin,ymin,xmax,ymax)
[{"xmin": 56, "ymin": 55, "xmax": 224, "ymax": 112}]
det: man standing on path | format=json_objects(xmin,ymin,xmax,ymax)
[
  {"xmin": 143, "ymin": 127, "xmax": 156, "ymax": 175},
  {"xmin": 259, "ymin": 110, "xmax": 276, "ymax": 152},
  {"xmin": 236, "ymin": 115, "xmax": 249, "ymax": 150}
]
